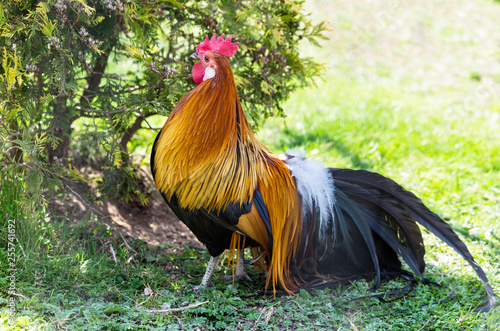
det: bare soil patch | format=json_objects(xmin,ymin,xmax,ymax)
[{"xmin": 50, "ymin": 164, "xmax": 202, "ymax": 249}]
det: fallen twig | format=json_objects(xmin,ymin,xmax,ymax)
[
  {"xmin": 109, "ymin": 244, "xmax": 117, "ymax": 264},
  {"xmin": 150, "ymin": 301, "xmax": 209, "ymax": 313},
  {"xmin": 9, "ymin": 292, "xmax": 28, "ymax": 300},
  {"xmin": 345, "ymin": 315, "xmax": 359, "ymax": 331},
  {"xmin": 120, "ymin": 234, "xmax": 138, "ymax": 254}
]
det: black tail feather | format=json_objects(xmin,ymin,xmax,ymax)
[{"xmin": 328, "ymin": 168, "xmax": 496, "ymax": 312}]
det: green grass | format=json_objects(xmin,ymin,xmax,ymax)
[
  {"xmin": 2, "ymin": 206, "xmax": 497, "ymax": 330},
  {"xmin": 3, "ymin": 90, "xmax": 499, "ymax": 329},
  {"xmin": 2, "ymin": 0, "xmax": 500, "ymax": 329}
]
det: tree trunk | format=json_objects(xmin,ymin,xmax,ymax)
[
  {"xmin": 47, "ymin": 54, "xmax": 110, "ymax": 164},
  {"xmin": 48, "ymin": 95, "xmax": 72, "ymax": 164}
]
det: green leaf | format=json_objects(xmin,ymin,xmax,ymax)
[
  {"xmin": 71, "ymin": 0, "xmax": 96, "ymax": 16},
  {"xmin": 163, "ymin": 0, "xmax": 185, "ymax": 9},
  {"xmin": 1, "ymin": 47, "xmax": 20, "ymax": 90},
  {"xmin": 260, "ymin": 80, "xmax": 276, "ymax": 95}
]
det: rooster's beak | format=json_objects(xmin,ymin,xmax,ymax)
[{"xmin": 191, "ymin": 53, "xmax": 200, "ymax": 60}]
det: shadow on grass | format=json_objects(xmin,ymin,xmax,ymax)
[{"xmin": 280, "ymin": 127, "xmax": 375, "ymax": 170}]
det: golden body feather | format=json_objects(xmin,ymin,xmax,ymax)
[{"xmin": 153, "ymin": 55, "xmax": 303, "ymax": 293}]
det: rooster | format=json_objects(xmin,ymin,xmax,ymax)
[{"xmin": 151, "ymin": 34, "xmax": 496, "ymax": 312}]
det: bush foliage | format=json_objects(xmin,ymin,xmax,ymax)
[{"xmin": 0, "ymin": 0, "xmax": 327, "ymax": 205}]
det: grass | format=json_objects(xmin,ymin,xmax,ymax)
[{"xmin": 2, "ymin": 0, "xmax": 500, "ymax": 329}]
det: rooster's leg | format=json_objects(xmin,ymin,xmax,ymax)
[
  {"xmin": 198, "ymin": 255, "xmax": 222, "ymax": 289},
  {"xmin": 223, "ymin": 249, "xmax": 252, "ymax": 281},
  {"xmin": 236, "ymin": 250, "xmax": 252, "ymax": 281}
]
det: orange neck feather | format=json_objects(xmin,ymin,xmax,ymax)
[{"xmin": 154, "ymin": 55, "xmax": 268, "ymax": 212}]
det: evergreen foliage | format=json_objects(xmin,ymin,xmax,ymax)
[{"xmin": 0, "ymin": 0, "xmax": 328, "ymax": 205}]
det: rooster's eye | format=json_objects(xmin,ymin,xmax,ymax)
[{"xmin": 204, "ymin": 56, "xmax": 210, "ymax": 62}]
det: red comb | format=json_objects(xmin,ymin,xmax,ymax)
[{"xmin": 196, "ymin": 34, "xmax": 238, "ymax": 58}]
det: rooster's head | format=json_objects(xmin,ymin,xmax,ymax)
[{"xmin": 192, "ymin": 34, "xmax": 238, "ymax": 85}]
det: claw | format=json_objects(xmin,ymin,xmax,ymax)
[
  {"xmin": 223, "ymin": 249, "xmax": 252, "ymax": 282},
  {"xmin": 222, "ymin": 269, "xmax": 251, "ymax": 282}
]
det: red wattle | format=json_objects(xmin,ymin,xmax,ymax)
[{"xmin": 192, "ymin": 62, "xmax": 204, "ymax": 85}]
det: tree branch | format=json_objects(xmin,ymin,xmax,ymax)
[
  {"xmin": 77, "ymin": 106, "xmax": 132, "ymax": 116},
  {"xmin": 79, "ymin": 54, "xmax": 110, "ymax": 109},
  {"xmin": 119, "ymin": 111, "xmax": 156, "ymax": 156}
]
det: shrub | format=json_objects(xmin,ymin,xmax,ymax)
[{"xmin": 0, "ymin": 0, "xmax": 327, "ymax": 206}]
